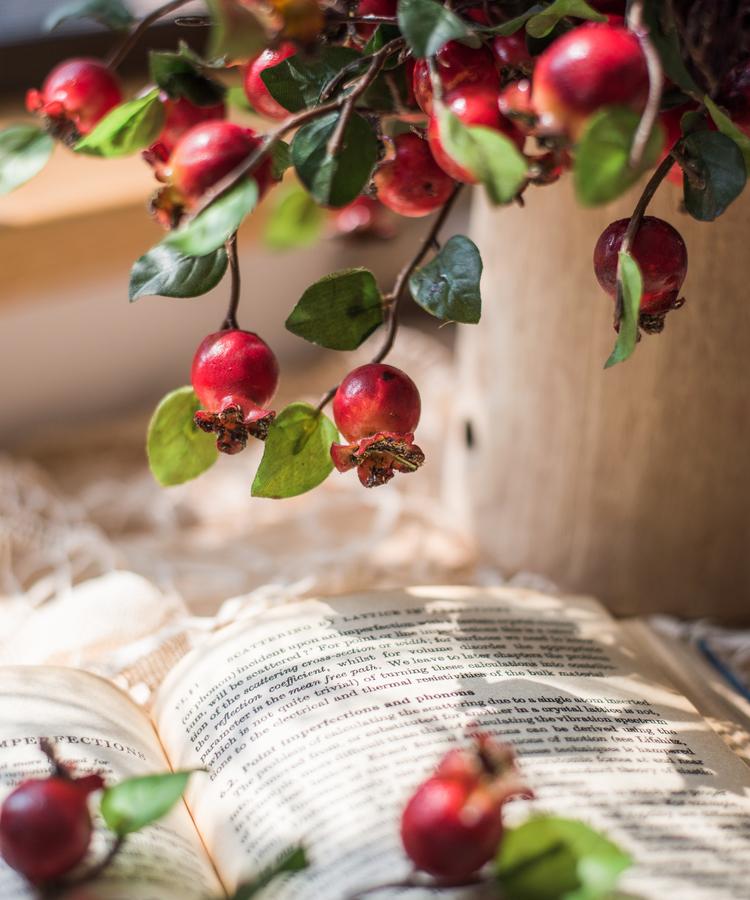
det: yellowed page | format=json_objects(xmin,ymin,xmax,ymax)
[
  {"xmin": 0, "ymin": 667, "xmax": 222, "ymax": 899},
  {"xmin": 155, "ymin": 586, "xmax": 750, "ymax": 899}
]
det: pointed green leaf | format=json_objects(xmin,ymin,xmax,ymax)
[
  {"xmin": 270, "ymin": 140, "xmax": 292, "ymax": 180},
  {"xmin": 44, "ymin": 0, "xmax": 134, "ymax": 32},
  {"xmin": 75, "ymin": 89, "xmax": 165, "ymax": 157},
  {"xmin": 0, "ymin": 125, "xmax": 54, "ymax": 195},
  {"xmin": 292, "ymin": 112, "xmax": 378, "ymax": 208},
  {"xmin": 206, "ymin": 0, "xmax": 266, "ymax": 62},
  {"xmin": 149, "ymin": 50, "xmax": 226, "ymax": 106},
  {"xmin": 264, "ymin": 182, "xmax": 326, "ymax": 250},
  {"xmin": 409, "ymin": 235, "xmax": 482, "ymax": 323},
  {"xmin": 605, "ymin": 251, "xmax": 642, "ymax": 369},
  {"xmin": 704, "ymin": 97, "xmax": 750, "ymax": 174},
  {"xmin": 252, "ymin": 403, "xmax": 338, "ymax": 499},
  {"xmin": 485, "ymin": 5, "xmax": 545, "ymax": 36},
  {"xmin": 495, "ymin": 815, "xmax": 632, "ymax": 900},
  {"xmin": 101, "ymin": 771, "xmax": 198, "ymax": 836},
  {"xmin": 147, "ymin": 387, "xmax": 218, "ymax": 486},
  {"xmin": 261, "ymin": 47, "xmax": 362, "ymax": 113},
  {"xmin": 130, "ymin": 246, "xmax": 228, "ymax": 301},
  {"xmin": 526, "ymin": 0, "xmax": 605, "ymax": 38},
  {"xmin": 681, "ymin": 130, "xmax": 746, "ymax": 221},
  {"xmin": 574, "ymin": 106, "xmax": 664, "ymax": 206},
  {"xmin": 231, "ymin": 846, "xmax": 308, "ymax": 900},
  {"xmin": 287, "ymin": 268, "xmax": 383, "ymax": 348},
  {"xmin": 164, "ymin": 179, "xmax": 258, "ymax": 256},
  {"xmin": 397, "ymin": 0, "xmax": 474, "ymax": 58},
  {"xmin": 437, "ymin": 106, "xmax": 527, "ymax": 204}
]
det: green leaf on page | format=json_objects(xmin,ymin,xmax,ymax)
[{"xmin": 101, "ymin": 770, "xmax": 200, "ymax": 835}]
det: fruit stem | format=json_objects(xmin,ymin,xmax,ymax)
[
  {"xmin": 221, "ymin": 232, "xmax": 241, "ymax": 330},
  {"xmin": 39, "ymin": 738, "xmax": 70, "ymax": 780},
  {"xmin": 106, "ymin": 0, "xmax": 195, "ymax": 71},
  {"xmin": 627, "ymin": 0, "xmax": 665, "ymax": 169}
]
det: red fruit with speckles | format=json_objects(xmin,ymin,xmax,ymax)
[
  {"xmin": 26, "ymin": 58, "xmax": 122, "ymax": 139},
  {"xmin": 413, "ymin": 42, "xmax": 498, "ymax": 116},
  {"xmin": 594, "ymin": 216, "xmax": 688, "ymax": 318},
  {"xmin": 192, "ymin": 329, "xmax": 279, "ymax": 453},
  {"xmin": 427, "ymin": 86, "xmax": 525, "ymax": 184},
  {"xmin": 169, "ymin": 120, "xmax": 274, "ymax": 203},
  {"xmin": 0, "ymin": 774, "xmax": 104, "ymax": 884},
  {"xmin": 244, "ymin": 43, "xmax": 296, "ymax": 120},
  {"xmin": 492, "ymin": 33, "xmax": 533, "ymax": 73},
  {"xmin": 532, "ymin": 23, "xmax": 648, "ymax": 139},
  {"xmin": 331, "ymin": 364, "xmax": 424, "ymax": 487},
  {"xmin": 374, "ymin": 133, "xmax": 455, "ymax": 217},
  {"xmin": 356, "ymin": 0, "xmax": 398, "ymax": 39}
]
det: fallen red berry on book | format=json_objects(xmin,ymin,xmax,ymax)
[
  {"xmin": 192, "ymin": 329, "xmax": 280, "ymax": 452},
  {"xmin": 26, "ymin": 58, "xmax": 122, "ymax": 142},
  {"xmin": 0, "ymin": 772, "xmax": 104, "ymax": 884},
  {"xmin": 331, "ymin": 363, "xmax": 424, "ymax": 488},
  {"xmin": 413, "ymin": 42, "xmax": 499, "ymax": 117},
  {"xmin": 374, "ymin": 133, "xmax": 456, "ymax": 217},
  {"xmin": 532, "ymin": 22, "xmax": 648, "ymax": 139},
  {"xmin": 244, "ymin": 44, "xmax": 296, "ymax": 120}
]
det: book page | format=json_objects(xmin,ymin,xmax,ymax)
[
  {"xmin": 155, "ymin": 586, "xmax": 750, "ymax": 899},
  {"xmin": 0, "ymin": 667, "xmax": 222, "ymax": 900}
]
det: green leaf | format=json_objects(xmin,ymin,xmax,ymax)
[
  {"xmin": 409, "ymin": 235, "xmax": 482, "ymax": 323},
  {"xmin": 0, "ymin": 125, "xmax": 54, "ymax": 195},
  {"xmin": 495, "ymin": 815, "xmax": 632, "ymax": 900},
  {"xmin": 292, "ymin": 112, "xmax": 378, "ymax": 208},
  {"xmin": 286, "ymin": 268, "xmax": 383, "ymax": 349},
  {"xmin": 231, "ymin": 846, "xmax": 309, "ymax": 900},
  {"xmin": 147, "ymin": 387, "xmax": 218, "ymax": 486},
  {"xmin": 704, "ymin": 96, "xmax": 750, "ymax": 173},
  {"xmin": 604, "ymin": 251, "xmax": 642, "ymax": 369},
  {"xmin": 261, "ymin": 47, "xmax": 362, "ymax": 113},
  {"xmin": 75, "ymin": 89, "xmax": 165, "ymax": 157},
  {"xmin": 270, "ymin": 140, "xmax": 292, "ymax": 180},
  {"xmin": 149, "ymin": 50, "xmax": 226, "ymax": 107},
  {"xmin": 264, "ymin": 182, "xmax": 326, "ymax": 250},
  {"xmin": 574, "ymin": 106, "xmax": 664, "ymax": 206},
  {"xmin": 101, "ymin": 771, "xmax": 197, "ymax": 836},
  {"xmin": 397, "ymin": 0, "xmax": 473, "ymax": 58},
  {"xmin": 437, "ymin": 106, "xmax": 527, "ymax": 204},
  {"xmin": 681, "ymin": 130, "xmax": 747, "ymax": 221},
  {"xmin": 130, "ymin": 246, "xmax": 228, "ymax": 301},
  {"xmin": 364, "ymin": 24, "xmax": 403, "ymax": 56},
  {"xmin": 206, "ymin": 0, "xmax": 267, "ymax": 62},
  {"xmin": 486, "ymin": 4, "xmax": 545, "ymax": 37},
  {"xmin": 164, "ymin": 179, "xmax": 258, "ymax": 256},
  {"xmin": 252, "ymin": 403, "xmax": 338, "ymax": 499},
  {"xmin": 526, "ymin": 0, "xmax": 605, "ymax": 38},
  {"xmin": 642, "ymin": 4, "xmax": 700, "ymax": 97},
  {"xmin": 44, "ymin": 0, "xmax": 134, "ymax": 32}
]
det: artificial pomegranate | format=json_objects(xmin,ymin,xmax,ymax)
[
  {"xmin": 498, "ymin": 79, "xmax": 535, "ymax": 132},
  {"xmin": 192, "ymin": 329, "xmax": 280, "ymax": 452},
  {"xmin": 492, "ymin": 33, "xmax": 533, "ymax": 75},
  {"xmin": 374, "ymin": 133, "xmax": 455, "ymax": 217},
  {"xmin": 0, "ymin": 772, "xmax": 104, "ymax": 884},
  {"xmin": 169, "ymin": 120, "xmax": 275, "ymax": 204},
  {"xmin": 143, "ymin": 94, "xmax": 226, "ymax": 176},
  {"xmin": 594, "ymin": 216, "xmax": 688, "ymax": 329},
  {"xmin": 532, "ymin": 22, "xmax": 648, "ymax": 139},
  {"xmin": 244, "ymin": 43, "xmax": 296, "ymax": 120},
  {"xmin": 427, "ymin": 86, "xmax": 525, "ymax": 184},
  {"xmin": 356, "ymin": 0, "xmax": 398, "ymax": 39},
  {"xmin": 401, "ymin": 735, "xmax": 531, "ymax": 880},
  {"xmin": 330, "ymin": 363, "xmax": 424, "ymax": 488},
  {"xmin": 26, "ymin": 58, "xmax": 122, "ymax": 142},
  {"xmin": 413, "ymin": 42, "xmax": 498, "ymax": 116}
]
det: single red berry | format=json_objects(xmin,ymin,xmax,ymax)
[
  {"xmin": 0, "ymin": 774, "xmax": 103, "ymax": 884},
  {"xmin": 498, "ymin": 79, "xmax": 535, "ymax": 132},
  {"xmin": 717, "ymin": 60, "xmax": 750, "ymax": 136},
  {"xmin": 155, "ymin": 94, "xmax": 226, "ymax": 156},
  {"xmin": 532, "ymin": 23, "xmax": 648, "ymax": 139},
  {"xmin": 243, "ymin": 43, "xmax": 296, "ymax": 120},
  {"xmin": 356, "ymin": 0, "xmax": 398, "ymax": 39},
  {"xmin": 594, "ymin": 216, "xmax": 688, "ymax": 318},
  {"xmin": 427, "ymin": 86, "xmax": 525, "ymax": 184},
  {"xmin": 492, "ymin": 33, "xmax": 533, "ymax": 74},
  {"xmin": 26, "ymin": 58, "xmax": 122, "ymax": 140},
  {"xmin": 191, "ymin": 329, "xmax": 279, "ymax": 453},
  {"xmin": 374, "ymin": 133, "xmax": 456, "ymax": 217},
  {"xmin": 413, "ymin": 42, "xmax": 499, "ymax": 116},
  {"xmin": 169, "ymin": 120, "xmax": 274, "ymax": 203}
]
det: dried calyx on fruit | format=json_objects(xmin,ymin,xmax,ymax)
[
  {"xmin": 192, "ymin": 329, "xmax": 280, "ymax": 453},
  {"xmin": 331, "ymin": 363, "xmax": 425, "ymax": 488},
  {"xmin": 400, "ymin": 734, "xmax": 532, "ymax": 880}
]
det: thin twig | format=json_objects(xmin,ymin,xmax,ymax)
[
  {"xmin": 43, "ymin": 835, "xmax": 127, "ymax": 896},
  {"xmin": 222, "ymin": 232, "xmax": 241, "ymax": 330},
  {"xmin": 107, "ymin": 0, "xmax": 196, "ymax": 70},
  {"xmin": 627, "ymin": 0, "xmax": 665, "ymax": 169}
]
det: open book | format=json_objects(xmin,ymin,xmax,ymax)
[{"xmin": 2, "ymin": 586, "xmax": 750, "ymax": 899}]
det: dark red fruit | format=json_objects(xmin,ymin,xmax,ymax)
[
  {"xmin": 0, "ymin": 774, "xmax": 103, "ymax": 884},
  {"xmin": 594, "ymin": 216, "xmax": 688, "ymax": 325},
  {"xmin": 331, "ymin": 363, "xmax": 424, "ymax": 488},
  {"xmin": 718, "ymin": 60, "xmax": 750, "ymax": 136},
  {"xmin": 374, "ymin": 133, "xmax": 456, "ymax": 217},
  {"xmin": 532, "ymin": 23, "xmax": 648, "ymax": 139},
  {"xmin": 492, "ymin": 33, "xmax": 533, "ymax": 74},
  {"xmin": 401, "ymin": 735, "xmax": 531, "ymax": 881},
  {"xmin": 169, "ymin": 120, "xmax": 274, "ymax": 203},
  {"xmin": 243, "ymin": 43, "xmax": 296, "ymax": 120},
  {"xmin": 26, "ymin": 58, "xmax": 122, "ymax": 140},
  {"xmin": 413, "ymin": 42, "xmax": 498, "ymax": 116},
  {"xmin": 427, "ymin": 86, "xmax": 525, "ymax": 184},
  {"xmin": 192, "ymin": 329, "xmax": 279, "ymax": 452},
  {"xmin": 156, "ymin": 95, "xmax": 226, "ymax": 156},
  {"xmin": 356, "ymin": 0, "xmax": 398, "ymax": 39}
]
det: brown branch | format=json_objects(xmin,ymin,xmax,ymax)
[
  {"xmin": 627, "ymin": 0, "xmax": 665, "ymax": 169},
  {"xmin": 221, "ymin": 232, "xmax": 241, "ymax": 330},
  {"xmin": 326, "ymin": 46, "xmax": 392, "ymax": 157},
  {"xmin": 107, "ymin": 0, "xmax": 196, "ymax": 70}
]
